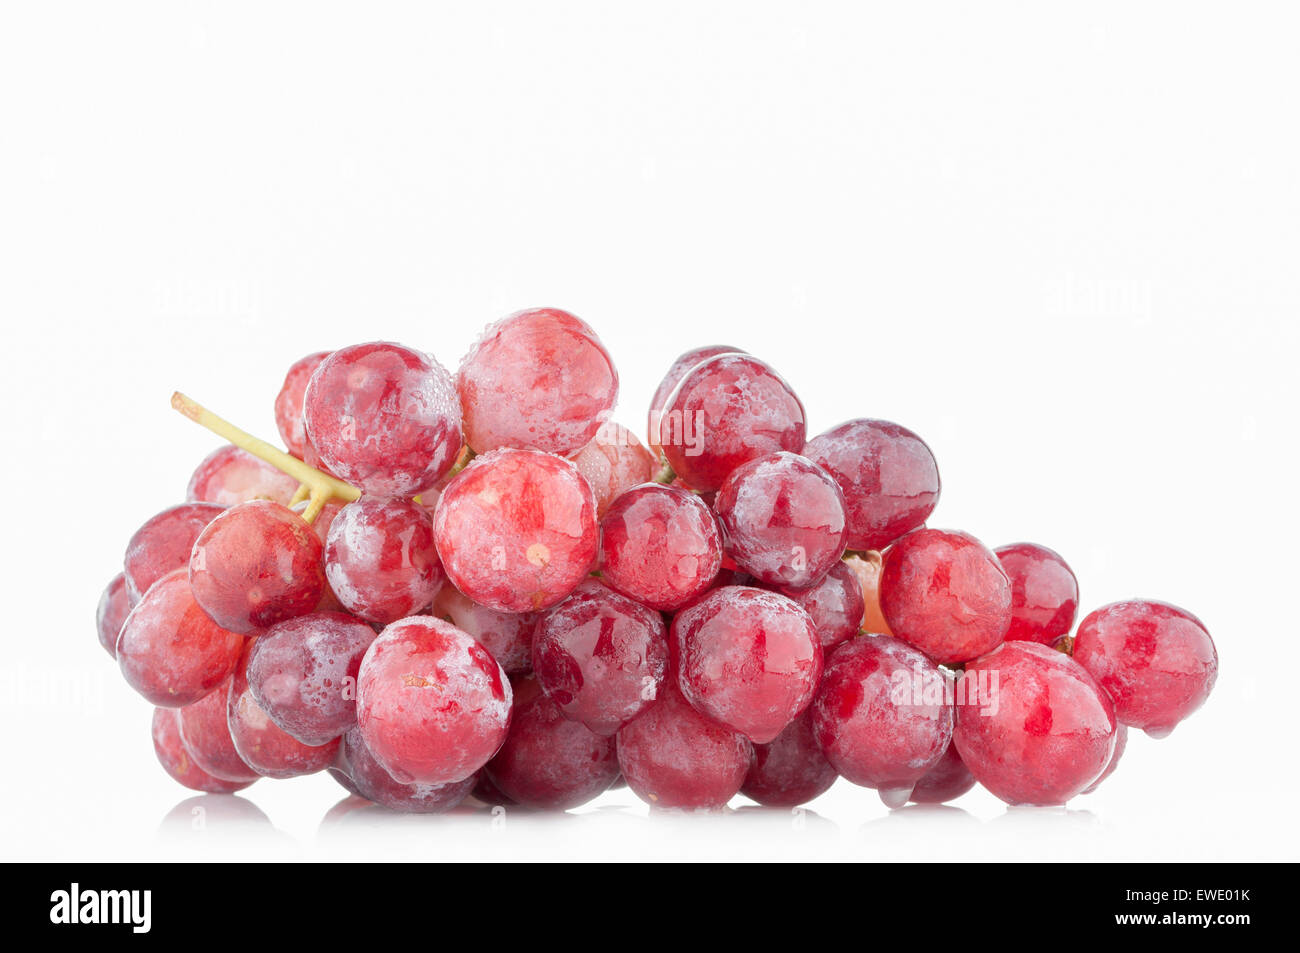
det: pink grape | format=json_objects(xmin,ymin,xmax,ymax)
[
  {"xmin": 152, "ymin": 707, "xmax": 254, "ymax": 794},
  {"xmin": 117, "ymin": 568, "xmax": 245, "ymax": 707},
  {"xmin": 227, "ymin": 645, "xmax": 340, "ymax": 779},
  {"xmin": 335, "ymin": 727, "xmax": 476, "ymax": 813},
  {"xmin": 811, "ymin": 635, "xmax": 954, "ymax": 808},
  {"xmin": 356, "ymin": 616, "xmax": 512, "ymax": 784},
  {"xmin": 274, "ymin": 350, "xmax": 331, "ymax": 458},
  {"xmin": 531, "ymin": 579, "xmax": 670, "ymax": 736},
  {"xmin": 803, "ymin": 419, "xmax": 940, "ymax": 551},
  {"xmin": 1083, "ymin": 724, "xmax": 1129, "ymax": 794},
  {"xmin": 658, "ymin": 353, "xmax": 806, "ymax": 493},
  {"xmin": 776, "ymin": 561, "xmax": 865, "ymax": 652},
  {"xmin": 433, "ymin": 449, "xmax": 598, "ymax": 612},
  {"xmin": 673, "ymin": 586, "xmax": 822, "ymax": 744},
  {"xmin": 457, "ymin": 307, "xmax": 618, "ymax": 455},
  {"xmin": 96, "ymin": 572, "xmax": 136, "ymax": 659},
  {"xmin": 598, "ymin": 483, "xmax": 723, "ymax": 611},
  {"xmin": 189, "ymin": 500, "xmax": 326, "ymax": 634},
  {"xmin": 325, "ymin": 498, "xmax": 443, "ymax": 624},
  {"xmin": 303, "ymin": 341, "xmax": 462, "ymax": 497},
  {"xmin": 123, "ymin": 502, "xmax": 225, "ymax": 600},
  {"xmin": 994, "ymin": 542, "xmax": 1080, "ymax": 646},
  {"xmin": 246, "ymin": 611, "xmax": 376, "ymax": 746},
  {"xmin": 647, "ymin": 344, "xmax": 743, "ymax": 455},
  {"xmin": 186, "ymin": 444, "xmax": 299, "ymax": 507},
  {"xmin": 176, "ymin": 676, "xmax": 260, "ymax": 783},
  {"xmin": 714, "ymin": 451, "xmax": 848, "ymax": 588},
  {"xmin": 569, "ymin": 421, "xmax": 657, "ymax": 517},
  {"xmin": 431, "ymin": 584, "xmax": 538, "ymax": 676}
]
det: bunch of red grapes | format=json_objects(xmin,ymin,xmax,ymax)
[{"xmin": 96, "ymin": 308, "xmax": 1219, "ymax": 813}]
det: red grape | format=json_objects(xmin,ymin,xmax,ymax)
[
  {"xmin": 246, "ymin": 611, "xmax": 376, "ymax": 746},
  {"xmin": 356, "ymin": 616, "xmax": 512, "ymax": 784},
  {"xmin": 994, "ymin": 542, "xmax": 1079, "ymax": 646},
  {"xmin": 186, "ymin": 444, "xmax": 300, "ymax": 507},
  {"xmin": 457, "ymin": 307, "xmax": 618, "ymax": 455},
  {"xmin": 303, "ymin": 341, "xmax": 462, "ymax": 497},
  {"xmin": 811, "ymin": 635, "xmax": 953, "ymax": 807},
  {"xmin": 803, "ymin": 419, "xmax": 940, "ymax": 551},
  {"xmin": 152, "ymin": 707, "xmax": 254, "ymax": 794},
  {"xmin": 189, "ymin": 500, "xmax": 326, "ymax": 634},
  {"xmin": 908, "ymin": 739, "xmax": 977, "ymax": 804},
  {"xmin": 740, "ymin": 709, "xmax": 837, "ymax": 808},
  {"xmin": 616, "ymin": 683, "xmax": 752, "ymax": 810},
  {"xmin": 598, "ymin": 483, "xmax": 722, "ymax": 612},
  {"xmin": 673, "ymin": 586, "xmax": 822, "ymax": 744},
  {"xmin": 714, "ymin": 452, "xmax": 848, "ymax": 588},
  {"xmin": 484, "ymin": 675, "xmax": 619, "ymax": 809},
  {"xmin": 325, "ymin": 498, "xmax": 443, "ymax": 624},
  {"xmin": 123, "ymin": 502, "xmax": 225, "ymax": 600},
  {"xmin": 117, "ymin": 568, "xmax": 245, "ymax": 707},
  {"xmin": 658, "ymin": 353, "xmax": 806, "ymax": 492},
  {"xmin": 647, "ymin": 344, "xmax": 742, "ymax": 455},
  {"xmin": 274, "ymin": 350, "xmax": 331, "ymax": 458},
  {"xmin": 776, "ymin": 561, "xmax": 864, "ymax": 652},
  {"xmin": 570, "ymin": 421, "xmax": 657, "ymax": 517},
  {"xmin": 531, "ymin": 579, "xmax": 669, "ymax": 736},
  {"xmin": 1072, "ymin": 600, "xmax": 1217, "ymax": 737},
  {"xmin": 954, "ymin": 640, "xmax": 1117, "ymax": 805},
  {"xmin": 176, "ymin": 676, "xmax": 260, "ymax": 782},
  {"xmin": 878, "ymin": 528, "xmax": 1011, "ymax": 665},
  {"xmin": 1083, "ymin": 723, "xmax": 1128, "ymax": 794},
  {"xmin": 336, "ymin": 727, "xmax": 476, "ymax": 813},
  {"xmin": 227, "ymin": 645, "xmax": 340, "ymax": 779},
  {"xmin": 431, "ymin": 584, "xmax": 538, "ymax": 675},
  {"xmin": 96, "ymin": 572, "xmax": 135, "ymax": 659},
  {"xmin": 433, "ymin": 449, "xmax": 598, "ymax": 612}
]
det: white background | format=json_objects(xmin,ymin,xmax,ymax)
[{"xmin": 1, "ymin": 2, "xmax": 1295, "ymax": 861}]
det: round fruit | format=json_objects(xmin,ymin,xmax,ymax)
[{"xmin": 994, "ymin": 542, "xmax": 1080, "ymax": 646}]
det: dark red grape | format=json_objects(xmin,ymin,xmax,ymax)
[
  {"xmin": 336, "ymin": 727, "xmax": 476, "ymax": 813},
  {"xmin": 531, "ymin": 579, "xmax": 669, "ymax": 736},
  {"xmin": 598, "ymin": 483, "xmax": 722, "ymax": 611},
  {"xmin": 741, "ymin": 710, "xmax": 837, "ymax": 808},
  {"xmin": 994, "ymin": 542, "xmax": 1079, "ymax": 646},
  {"xmin": 673, "ymin": 586, "xmax": 822, "ymax": 744},
  {"xmin": 246, "ymin": 611, "xmax": 376, "ymax": 746},
  {"xmin": 96, "ymin": 572, "xmax": 135, "ymax": 659},
  {"xmin": 954, "ymin": 640, "xmax": 1117, "ymax": 805},
  {"xmin": 433, "ymin": 449, "xmax": 598, "ymax": 612},
  {"xmin": 303, "ymin": 341, "xmax": 462, "ymax": 497},
  {"xmin": 189, "ymin": 500, "xmax": 326, "ymax": 634},
  {"xmin": 908, "ymin": 739, "xmax": 977, "ymax": 804},
  {"xmin": 123, "ymin": 502, "xmax": 225, "ymax": 600},
  {"xmin": 776, "ymin": 560, "xmax": 864, "ymax": 652},
  {"xmin": 659, "ymin": 353, "xmax": 806, "ymax": 492},
  {"xmin": 878, "ymin": 528, "xmax": 1011, "ymax": 665},
  {"xmin": 714, "ymin": 452, "xmax": 848, "ymax": 587},
  {"xmin": 811, "ymin": 635, "xmax": 953, "ymax": 808},
  {"xmin": 356, "ymin": 616, "xmax": 512, "ymax": 784},
  {"xmin": 457, "ymin": 307, "xmax": 618, "ymax": 455},
  {"xmin": 803, "ymin": 419, "xmax": 939, "ymax": 551},
  {"xmin": 117, "ymin": 568, "xmax": 245, "ymax": 707},
  {"xmin": 616, "ymin": 683, "xmax": 752, "ymax": 810},
  {"xmin": 1072, "ymin": 600, "xmax": 1217, "ymax": 737},
  {"xmin": 274, "ymin": 350, "xmax": 331, "ymax": 458},
  {"xmin": 484, "ymin": 675, "xmax": 619, "ymax": 809},
  {"xmin": 152, "ymin": 707, "xmax": 254, "ymax": 794},
  {"xmin": 325, "ymin": 498, "xmax": 443, "ymax": 624},
  {"xmin": 186, "ymin": 444, "xmax": 299, "ymax": 507}
]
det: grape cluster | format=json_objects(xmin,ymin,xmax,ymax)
[{"xmin": 98, "ymin": 306, "xmax": 1219, "ymax": 813}]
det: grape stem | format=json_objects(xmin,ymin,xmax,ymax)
[
  {"xmin": 170, "ymin": 391, "xmax": 360, "ymax": 523},
  {"xmin": 652, "ymin": 461, "xmax": 676, "ymax": 485}
]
